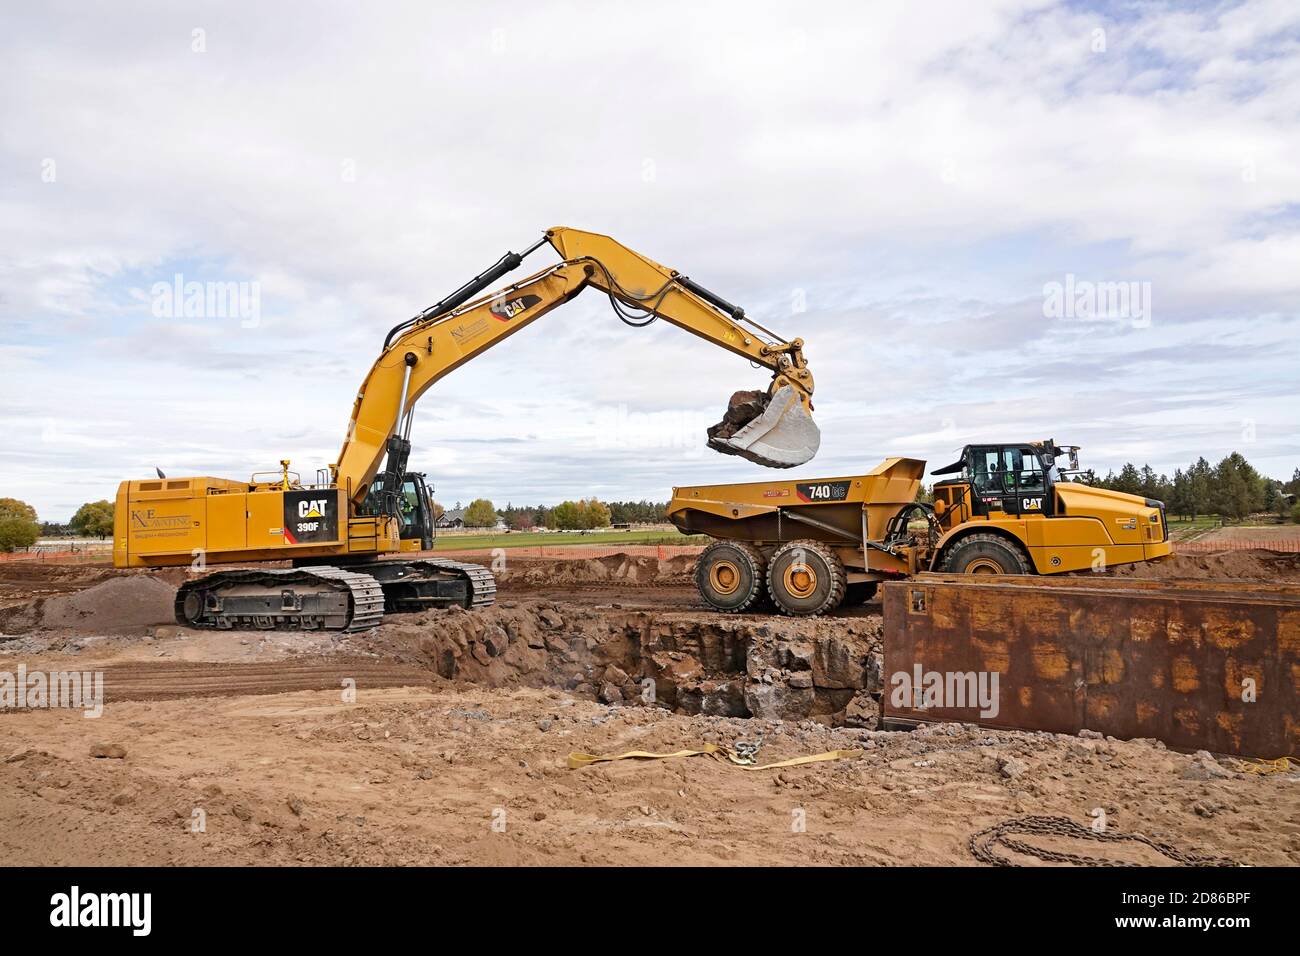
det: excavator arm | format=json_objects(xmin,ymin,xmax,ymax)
[{"xmin": 334, "ymin": 227, "xmax": 820, "ymax": 508}]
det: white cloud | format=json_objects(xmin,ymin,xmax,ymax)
[{"xmin": 1, "ymin": 0, "xmax": 1298, "ymax": 519}]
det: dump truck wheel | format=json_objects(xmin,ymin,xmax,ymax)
[
  {"xmin": 766, "ymin": 540, "xmax": 846, "ymax": 616},
  {"xmin": 695, "ymin": 541, "xmax": 767, "ymax": 612},
  {"xmin": 942, "ymin": 533, "xmax": 1031, "ymax": 575},
  {"xmin": 841, "ymin": 581, "xmax": 879, "ymax": 606}
]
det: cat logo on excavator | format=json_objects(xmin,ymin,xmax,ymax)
[{"xmin": 490, "ymin": 294, "xmax": 541, "ymax": 321}]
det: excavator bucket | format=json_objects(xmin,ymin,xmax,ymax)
[{"xmin": 707, "ymin": 384, "xmax": 820, "ymax": 468}]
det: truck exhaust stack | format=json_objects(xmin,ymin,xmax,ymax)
[{"xmin": 707, "ymin": 384, "xmax": 821, "ymax": 469}]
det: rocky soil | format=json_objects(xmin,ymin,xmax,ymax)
[
  {"xmin": 367, "ymin": 600, "xmax": 883, "ymax": 724},
  {"xmin": 0, "ymin": 552, "xmax": 1296, "ymax": 866},
  {"xmin": 2, "ymin": 684, "xmax": 1295, "ymax": 867}
]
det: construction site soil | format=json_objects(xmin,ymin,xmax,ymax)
[{"xmin": 1, "ymin": 551, "xmax": 1297, "ymax": 866}]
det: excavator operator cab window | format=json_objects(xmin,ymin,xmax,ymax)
[
  {"xmin": 362, "ymin": 474, "xmax": 435, "ymax": 549},
  {"xmin": 401, "ymin": 474, "xmax": 435, "ymax": 550},
  {"xmin": 399, "ymin": 487, "xmax": 418, "ymax": 523}
]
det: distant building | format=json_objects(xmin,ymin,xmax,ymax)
[{"xmin": 435, "ymin": 508, "xmax": 465, "ymax": 529}]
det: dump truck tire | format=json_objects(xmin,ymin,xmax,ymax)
[
  {"xmin": 841, "ymin": 581, "xmax": 878, "ymax": 606},
  {"xmin": 695, "ymin": 541, "xmax": 768, "ymax": 612},
  {"xmin": 942, "ymin": 533, "xmax": 1032, "ymax": 575},
  {"xmin": 766, "ymin": 540, "xmax": 847, "ymax": 616}
]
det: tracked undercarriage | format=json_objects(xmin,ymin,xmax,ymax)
[{"xmin": 173, "ymin": 558, "xmax": 496, "ymax": 632}]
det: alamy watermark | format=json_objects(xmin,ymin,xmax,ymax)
[
  {"xmin": 890, "ymin": 665, "xmax": 1000, "ymax": 719},
  {"xmin": 587, "ymin": 404, "xmax": 712, "ymax": 456},
  {"xmin": 0, "ymin": 664, "xmax": 103, "ymax": 718},
  {"xmin": 1043, "ymin": 274, "xmax": 1151, "ymax": 328},
  {"xmin": 151, "ymin": 273, "xmax": 261, "ymax": 328},
  {"xmin": 50, "ymin": 886, "xmax": 150, "ymax": 936}
]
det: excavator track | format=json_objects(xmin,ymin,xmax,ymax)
[
  {"xmin": 410, "ymin": 558, "xmax": 497, "ymax": 609},
  {"xmin": 370, "ymin": 558, "xmax": 496, "ymax": 613},
  {"xmin": 174, "ymin": 566, "xmax": 386, "ymax": 633},
  {"xmin": 174, "ymin": 559, "xmax": 497, "ymax": 632}
]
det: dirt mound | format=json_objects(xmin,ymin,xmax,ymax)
[
  {"xmin": 0, "ymin": 575, "xmax": 176, "ymax": 636},
  {"xmin": 359, "ymin": 599, "xmax": 882, "ymax": 725},
  {"xmin": 1106, "ymin": 549, "xmax": 1300, "ymax": 582},
  {"xmin": 497, "ymin": 553, "xmax": 695, "ymax": 588}
]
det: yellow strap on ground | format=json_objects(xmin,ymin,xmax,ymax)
[
  {"xmin": 566, "ymin": 744, "xmax": 860, "ymax": 771},
  {"xmin": 719, "ymin": 748, "xmax": 862, "ymax": 771},
  {"xmin": 1233, "ymin": 755, "xmax": 1299, "ymax": 775},
  {"xmin": 567, "ymin": 745, "xmax": 723, "ymax": 769}
]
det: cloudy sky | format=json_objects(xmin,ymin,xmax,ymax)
[{"xmin": 3, "ymin": 0, "xmax": 1298, "ymax": 521}]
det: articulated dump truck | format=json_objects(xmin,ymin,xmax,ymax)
[{"xmin": 668, "ymin": 440, "xmax": 1172, "ymax": 616}]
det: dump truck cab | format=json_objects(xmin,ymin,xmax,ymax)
[
  {"xmin": 931, "ymin": 441, "xmax": 1065, "ymax": 520},
  {"xmin": 930, "ymin": 439, "xmax": 1170, "ymax": 576}
]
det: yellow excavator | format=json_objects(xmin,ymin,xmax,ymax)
[{"xmin": 113, "ymin": 228, "xmax": 820, "ymax": 631}]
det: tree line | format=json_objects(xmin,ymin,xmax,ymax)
[
  {"xmin": 0, "ymin": 498, "xmax": 114, "ymax": 552},
  {"xmin": 491, "ymin": 499, "xmax": 668, "ymax": 531}
]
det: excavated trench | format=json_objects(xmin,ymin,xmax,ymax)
[
  {"xmin": 361, "ymin": 599, "xmax": 885, "ymax": 726},
  {"xmin": 0, "ymin": 558, "xmax": 880, "ymax": 725}
]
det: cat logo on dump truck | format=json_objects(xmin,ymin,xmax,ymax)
[
  {"xmin": 796, "ymin": 481, "xmax": 851, "ymax": 503},
  {"xmin": 1021, "ymin": 497, "xmax": 1043, "ymax": 511},
  {"xmin": 489, "ymin": 294, "xmax": 541, "ymax": 321},
  {"xmin": 283, "ymin": 490, "xmax": 338, "ymax": 544}
]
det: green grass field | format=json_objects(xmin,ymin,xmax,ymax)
[
  {"xmin": 1165, "ymin": 516, "xmax": 1223, "ymax": 530},
  {"xmin": 432, "ymin": 529, "xmax": 710, "ymax": 551}
]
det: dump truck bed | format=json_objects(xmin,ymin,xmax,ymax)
[{"xmin": 667, "ymin": 457, "xmax": 925, "ymax": 546}]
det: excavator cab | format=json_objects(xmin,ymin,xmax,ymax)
[
  {"xmin": 398, "ymin": 472, "xmax": 436, "ymax": 551},
  {"xmin": 364, "ymin": 471, "xmax": 436, "ymax": 551}
]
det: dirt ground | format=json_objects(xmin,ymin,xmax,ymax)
[
  {"xmin": 1, "ymin": 553, "xmax": 1298, "ymax": 867},
  {"xmin": 1102, "ymin": 547, "xmax": 1300, "ymax": 581}
]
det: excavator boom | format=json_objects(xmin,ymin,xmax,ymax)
[{"xmin": 334, "ymin": 227, "xmax": 819, "ymax": 506}]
